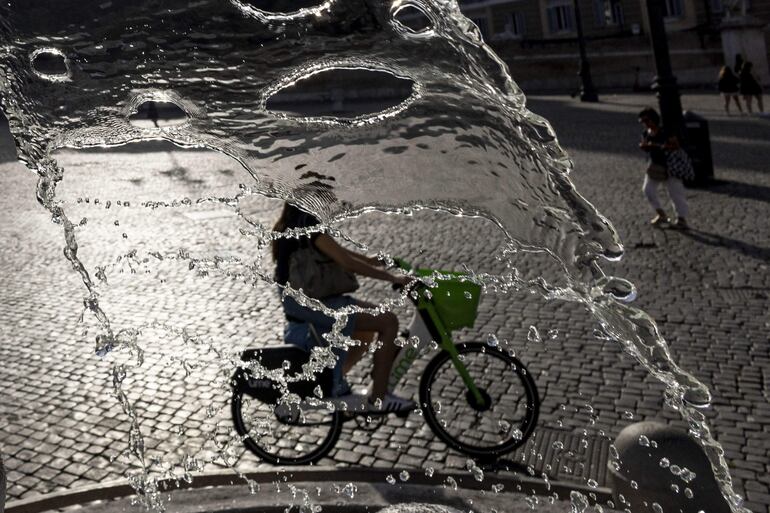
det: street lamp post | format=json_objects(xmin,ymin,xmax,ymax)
[
  {"xmin": 645, "ymin": 0, "xmax": 684, "ymax": 135},
  {"xmin": 574, "ymin": 0, "xmax": 599, "ymax": 102}
]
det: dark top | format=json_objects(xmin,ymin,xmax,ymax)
[
  {"xmin": 274, "ymin": 206, "xmax": 320, "ymax": 286},
  {"xmin": 718, "ymin": 72, "xmax": 739, "ymax": 94},
  {"xmin": 739, "ymin": 68, "xmax": 763, "ymax": 96},
  {"xmin": 641, "ymin": 128, "xmax": 668, "ymax": 166}
]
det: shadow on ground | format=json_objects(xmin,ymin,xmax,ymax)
[
  {"xmin": 707, "ymin": 179, "xmax": 770, "ymax": 204},
  {"xmin": 674, "ymin": 227, "xmax": 770, "ymax": 261}
]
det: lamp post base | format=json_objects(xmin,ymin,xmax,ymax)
[{"xmin": 579, "ymin": 65, "xmax": 599, "ymax": 103}]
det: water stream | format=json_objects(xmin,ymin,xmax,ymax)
[{"xmin": 0, "ymin": 1, "xmax": 749, "ymax": 512}]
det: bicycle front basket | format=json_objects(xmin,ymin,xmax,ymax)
[{"xmin": 416, "ymin": 269, "xmax": 481, "ymax": 330}]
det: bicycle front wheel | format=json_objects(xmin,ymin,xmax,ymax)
[
  {"xmin": 420, "ymin": 342, "xmax": 539, "ymax": 460},
  {"xmin": 231, "ymin": 389, "xmax": 343, "ymax": 465}
]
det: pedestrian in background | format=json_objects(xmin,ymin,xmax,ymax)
[
  {"xmin": 717, "ymin": 65, "xmax": 743, "ymax": 116},
  {"xmin": 739, "ymin": 62, "xmax": 764, "ymax": 114},
  {"xmin": 734, "ymin": 54, "xmax": 744, "ymax": 75},
  {"xmin": 638, "ymin": 107, "xmax": 689, "ymax": 229}
]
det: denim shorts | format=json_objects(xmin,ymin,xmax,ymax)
[{"xmin": 281, "ymin": 293, "xmax": 358, "ymax": 394}]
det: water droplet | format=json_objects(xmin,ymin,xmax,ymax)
[
  {"xmin": 684, "ymin": 488, "xmax": 694, "ymax": 499},
  {"xmin": 486, "ymin": 333, "xmax": 499, "ymax": 348},
  {"xmin": 385, "ymin": 474, "xmax": 396, "ymax": 485},
  {"xmin": 652, "ymin": 503, "xmax": 663, "ymax": 513},
  {"xmin": 659, "ymin": 457, "xmax": 670, "ymax": 468},
  {"xmin": 527, "ymin": 325, "xmax": 541, "ymax": 343},
  {"xmin": 638, "ymin": 435, "xmax": 650, "ymax": 447},
  {"xmin": 444, "ymin": 476, "xmax": 458, "ymax": 490},
  {"xmin": 424, "ymin": 466, "xmax": 434, "ymax": 477},
  {"xmin": 399, "ymin": 470, "xmax": 410, "ymax": 482},
  {"xmin": 679, "ymin": 468, "xmax": 696, "ymax": 483},
  {"xmin": 570, "ymin": 491, "xmax": 590, "ymax": 513}
]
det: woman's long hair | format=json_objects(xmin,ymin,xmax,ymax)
[
  {"xmin": 719, "ymin": 65, "xmax": 735, "ymax": 80},
  {"xmin": 271, "ymin": 202, "xmax": 319, "ymax": 261}
]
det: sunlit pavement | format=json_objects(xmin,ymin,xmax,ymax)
[{"xmin": 1, "ymin": 93, "xmax": 768, "ymax": 512}]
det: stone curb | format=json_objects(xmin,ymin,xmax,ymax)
[{"xmin": 5, "ymin": 468, "xmax": 611, "ymax": 513}]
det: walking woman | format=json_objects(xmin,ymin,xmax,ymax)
[
  {"xmin": 717, "ymin": 65, "xmax": 743, "ymax": 116},
  {"xmin": 272, "ymin": 202, "xmax": 416, "ymax": 412},
  {"xmin": 638, "ymin": 107, "xmax": 689, "ymax": 229},
  {"xmin": 739, "ymin": 62, "xmax": 764, "ymax": 114}
]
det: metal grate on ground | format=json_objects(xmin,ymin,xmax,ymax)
[{"xmin": 508, "ymin": 428, "xmax": 611, "ymax": 487}]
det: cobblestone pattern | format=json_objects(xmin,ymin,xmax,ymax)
[{"xmin": 0, "ymin": 94, "xmax": 768, "ymax": 512}]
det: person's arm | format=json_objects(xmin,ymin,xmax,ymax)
[
  {"xmin": 662, "ymin": 135, "xmax": 680, "ymax": 151},
  {"xmin": 314, "ymin": 234, "xmax": 409, "ymax": 285},
  {"xmin": 348, "ymin": 251, "xmax": 385, "ymax": 268},
  {"xmin": 639, "ymin": 133, "xmax": 655, "ymax": 151}
]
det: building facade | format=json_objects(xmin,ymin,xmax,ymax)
[{"xmin": 458, "ymin": 0, "xmax": 769, "ymax": 91}]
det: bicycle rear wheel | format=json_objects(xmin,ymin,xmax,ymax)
[
  {"xmin": 231, "ymin": 389, "xmax": 343, "ymax": 465},
  {"xmin": 420, "ymin": 342, "xmax": 539, "ymax": 460}
]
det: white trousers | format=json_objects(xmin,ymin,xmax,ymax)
[{"xmin": 643, "ymin": 175, "xmax": 689, "ymax": 219}]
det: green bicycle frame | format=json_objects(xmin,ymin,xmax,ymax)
[{"xmin": 411, "ymin": 282, "xmax": 487, "ymax": 407}]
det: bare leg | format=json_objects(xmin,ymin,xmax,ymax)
[
  {"xmin": 733, "ymin": 95, "xmax": 743, "ymax": 114},
  {"xmin": 723, "ymin": 94, "xmax": 730, "ymax": 115},
  {"xmin": 744, "ymin": 95, "xmax": 753, "ymax": 114},
  {"xmin": 349, "ymin": 301, "xmax": 400, "ymax": 399},
  {"xmin": 756, "ymin": 94, "xmax": 764, "ymax": 113},
  {"xmin": 342, "ymin": 330, "xmax": 376, "ymax": 375}
]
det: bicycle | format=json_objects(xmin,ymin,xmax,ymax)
[{"xmin": 230, "ymin": 259, "xmax": 540, "ymax": 465}]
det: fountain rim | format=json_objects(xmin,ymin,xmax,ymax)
[{"xmin": 5, "ymin": 466, "xmax": 612, "ymax": 513}]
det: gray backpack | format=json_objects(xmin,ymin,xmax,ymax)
[{"xmin": 288, "ymin": 240, "xmax": 359, "ymax": 299}]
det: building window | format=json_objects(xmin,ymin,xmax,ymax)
[
  {"xmin": 594, "ymin": 0, "xmax": 624, "ymax": 26},
  {"xmin": 470, "ymin": 16, "xmax": 491, "ymax": 40},
  {"xmin": 662, "ymin": 0, "xmax": 684, "ymax": 18},
  {"xmin": 546, "ymin": 0, "xmax": 576, "ymax": 33},
  {"xmin": 503, "ymin": 12, "xmax": 526, "ymax": 37}
]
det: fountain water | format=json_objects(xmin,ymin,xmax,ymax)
[{"xmin": 0, "ymin": 1, "xmax": 749, "ymax": 512}]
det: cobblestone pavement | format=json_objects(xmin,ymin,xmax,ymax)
[{"xmin": 1, "ymin": 93, "xmax": 768, "ymax": 512}]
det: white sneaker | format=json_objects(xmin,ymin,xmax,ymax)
[
  {"xmin": 367, "ymin": 392, "xmax": 416, "ymax": 415},
  {"xmin": 330, "ymin": 392, "xmax": 368, "ymax": 412}
]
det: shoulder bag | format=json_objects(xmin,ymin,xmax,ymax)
[{"xmin": 666, "ymin": 148, "xmax": 695, "ymax": 181}]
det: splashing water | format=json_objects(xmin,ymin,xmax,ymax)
[{"xmin": 0, "ymin": 1, "xmax": 748, "ymax": 512}]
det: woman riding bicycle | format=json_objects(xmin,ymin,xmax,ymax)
[{"xmin": 272, "ymin": 202, "xmax": 415, "ymax": 412}]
